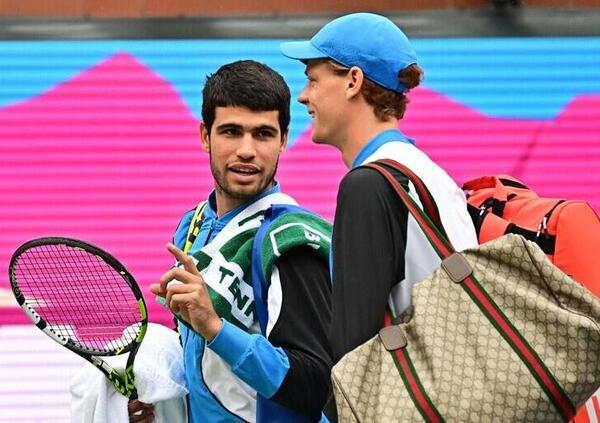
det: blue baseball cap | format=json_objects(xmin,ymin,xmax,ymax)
[{"xmin": 280, "ymin": 13, "xmax": 418, "ymax": 94}]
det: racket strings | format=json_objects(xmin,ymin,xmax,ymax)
[{"xmin": 13, "ymin": 243, "xmax": 142, "ymax": 352}]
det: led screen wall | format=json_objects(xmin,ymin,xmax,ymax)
[{"xmin": 0, "ymin": 38, "xmax": 599, "ymax": 421}]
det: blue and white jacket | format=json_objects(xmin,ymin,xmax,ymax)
[{"xmin": 172, "ymin": 184, "xmax": 332, "ymax": 423}]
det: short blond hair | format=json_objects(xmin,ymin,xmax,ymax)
[{"xmin": 325, "ymin": 60, "xmax": 423, "ymax": 121}]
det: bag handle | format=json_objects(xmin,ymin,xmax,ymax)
[
  {"xmin": 463, "ymin": 175, "xmax": 530, "ymax": 216},
  {"xmin": 462, "ymin": 175, "xmax": 530, "ymax": 197}
]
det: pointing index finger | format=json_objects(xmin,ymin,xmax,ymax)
[{"xmin": 166, "ymin": 242, "xmax": 199, "ymax": 275}]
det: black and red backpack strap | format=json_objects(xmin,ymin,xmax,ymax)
[{"xmin": 373, "ymin": 159, "xmax": 448, "ymax": 239}]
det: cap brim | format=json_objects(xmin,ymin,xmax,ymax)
[{"xmin": 280, "ymin": 41, "xmax": 328, "ymax": 61}]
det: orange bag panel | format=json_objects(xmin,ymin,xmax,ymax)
[
  {"xmin": 478, "ymin": 212, "xmax": 510, "ymax": 244},
  {"xmin": 502, "ymin": 198, "xmax": 563, "ymax": 231},
  {"xmin": 552, "ymin": 202, "xmax": 600, "ymax": 298}
]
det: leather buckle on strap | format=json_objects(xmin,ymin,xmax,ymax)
[
  {"xmin": 379, "ymin": 325, "xmax": 407, "ymax": 351},
  {"xmin": 442, "ymin": 253, "xmax": 473, "ymax": 283}
]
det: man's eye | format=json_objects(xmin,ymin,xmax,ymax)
[
  {"xmin": 256, "ymin": 131, "xmax": 274, "ymax": 139},
  {"xmin": 223, "ymin": 128, "xmax": 238, "ymax": 136}
]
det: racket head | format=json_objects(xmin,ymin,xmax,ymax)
[{"xmin": 9, "ymin": 237, "xmax": 148, "ymax": 357}]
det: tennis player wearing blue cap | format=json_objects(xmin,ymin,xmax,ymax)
[{"xmin": 281, "ymin": 13, "xmax": 477, "ymax": 417}]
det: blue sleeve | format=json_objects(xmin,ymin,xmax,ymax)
[{"xmin": 207, "ymin": 319, "xmax": 290, "ymax": 398}]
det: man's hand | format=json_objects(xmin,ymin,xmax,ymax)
[
  {"xmin": 128, "ymin": 400, "xmax": 154, "ymax": 423},
  {"xmin": 150, "ymin": 243, "xmax": 222, "ymax": 341}
]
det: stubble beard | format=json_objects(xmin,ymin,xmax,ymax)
[{"xmin": 210, "ymin": 154, "xmax": 279, "ymax": 201}]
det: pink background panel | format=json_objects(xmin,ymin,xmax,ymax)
[{"xmin": 1, "ymin": 53, "xmax": 599, "ymax": 327}]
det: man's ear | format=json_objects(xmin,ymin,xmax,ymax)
[
  {"xmin": 279, "ymin": 131, "xmax": 288, "ymax": 153},
  {"xmin": 346, "ymin": 67, "xmax": 365, "ymax": 100},
  {"xmin": 200, "ymin": 122, "xmax": 210, "ymax": 152}
]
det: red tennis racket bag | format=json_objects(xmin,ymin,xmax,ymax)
[{"xmin": 463, "ymin": 175, "xmax": 600, "ymax": 296}]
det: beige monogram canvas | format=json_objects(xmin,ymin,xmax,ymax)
[{"xmin": 332, "ymin": 234, "xmax": 600, "ymax": 422}]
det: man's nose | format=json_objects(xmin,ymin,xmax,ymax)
[
  {"xmin": 298, "ymin": 85, "xmax": 309, "ymax": 105},
  {"xmin": 236, "ymin": 134, "xmax": 256, "ymax": 159}
]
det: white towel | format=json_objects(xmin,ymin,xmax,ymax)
[{"xmin": 70, "ymin": 323, "xmax": 188, "ymax": 423}]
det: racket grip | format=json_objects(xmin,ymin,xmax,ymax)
[{"xmin": 166, "ymin": 279, "xmax": 184, "ymax": 289}]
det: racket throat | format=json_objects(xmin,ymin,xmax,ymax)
[
  {"xmin": 92, "ymin": 356, "xmax": 111, "ymax": 372},
  {"xmin": 102, "ymin": 361, "xmax": 137, "ymax": 400}
]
